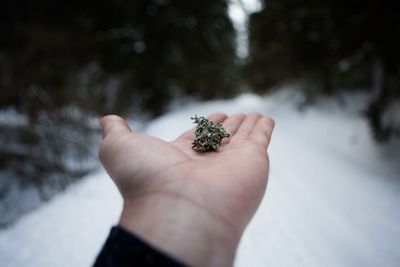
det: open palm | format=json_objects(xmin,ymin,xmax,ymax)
[{"xmin": 99, "ymin": 112, "xmax": 274, "ymax": 236}]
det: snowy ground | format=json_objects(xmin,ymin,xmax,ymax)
[{"xmin": 1, "ymin": 91, "xmax": 400, "ymax": 267}]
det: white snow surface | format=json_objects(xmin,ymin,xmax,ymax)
[{"xmin": 1, "ymin": 92, "xmax": 400, "ymax": 267}]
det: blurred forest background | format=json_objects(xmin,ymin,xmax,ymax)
[{"xmin": 0, "ymin": 0, "xmax": 399, "ymax": 226}]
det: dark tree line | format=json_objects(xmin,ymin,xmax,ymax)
[
  {"xmin": 0, "ymin": 0, "xmax": 238, "ymax": 116},
  {"xmin": 0, "ymin": 0, "xmax": 238, "ymax": 192},
  {"xmin": 245, "ymin": 0, "xmax": 400, "ymax": 140}
]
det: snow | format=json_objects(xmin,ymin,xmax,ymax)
[
  {"xmin": 228, "ymin": 0, "xmax": 262, "ymax": 58},
  {"xmin": 0, "ymin": 172, "xmax": 122, "ymax": 267},
  {"xmin": 0, "ymin": 108, "xmax": 28, "ymax": 127},
  {"xmin": 0, "ymin": 106, "xmax": 102, "ymax": 227},
  {"xmin": 1, "ymin": 91, "xmax": 400, "ymax": 267}
]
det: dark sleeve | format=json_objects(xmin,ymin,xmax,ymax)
[{"xmin": 93, "ymin": 226, "xmax": 190, "ymax": 267}]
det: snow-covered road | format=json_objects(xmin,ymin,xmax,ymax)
[{"xmin": 1, "ymin": 92, "xmax": 399, "ymax": 267}]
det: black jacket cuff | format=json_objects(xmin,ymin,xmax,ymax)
[{"xmin": 93, "ymin": 226, "xmax": 189, "ymax": 267}]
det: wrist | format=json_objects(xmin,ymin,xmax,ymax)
[{"xmin": 119, "ymin": 193, "xmax": 241, "ymax": 267}]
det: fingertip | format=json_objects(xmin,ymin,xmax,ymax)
[
  {"xmin": 230, "ymin": 113, "xmax": 246, "ymax": 125},
  {"xmin": 266, "ymin": 116, "xmax": 275, "ymax": 135},
  {"xmin": 249, "ymin": 112, "xmax": 263, "ymax": 117},
  {"xmin": 208, "ymin": 112, "xmax": 228, "ymax": 123},
  {"xmin": 261, "ymin": 116, "xmax": 275, "ymax": 147},
  {"xmin": 236, "ymin": 113, "xmax": 246, "ymax": 120},
  {"xmin": 259, "ymin": 116, "xmax": 275, "ymax": 134},
  {"xmin": 100, "ymin": 115, "xmax": 132, "ymax": 139},
  {"xmin": 247, "ymin": 115, "xmax": 275, "ymax": 148},
  {"xmin": 264, "ymin": 116, "xmax": 275, "ymax": 128}
]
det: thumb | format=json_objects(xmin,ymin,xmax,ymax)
[{"xmin": 100, "ymin": 115, "xmax": 132, "ymax": 139}]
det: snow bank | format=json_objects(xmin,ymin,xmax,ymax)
[
  {"xmin": 0, "ymin": 172, "xmax": 122, "ymax": 267},
  {"xmin": 1, "ymin": 91, "xmax": 400, "ymax": 267}
]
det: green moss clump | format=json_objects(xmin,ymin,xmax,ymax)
[{"xmin": 191, "ymin": 115, "xmax": 230, "ymax": 151}]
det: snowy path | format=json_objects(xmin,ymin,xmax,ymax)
[{"xmin": 1, "ymin": 93, "xmax": 400, "ymax": 267}]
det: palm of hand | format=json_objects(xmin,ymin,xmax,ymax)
[{"xmin": 100, "ymin": 113, "xmax": 274, "ymax": 232}]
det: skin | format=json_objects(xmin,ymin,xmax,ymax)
[{"xmin": 99, "ymin": 113, "xmax": 275, "ymax": 267}]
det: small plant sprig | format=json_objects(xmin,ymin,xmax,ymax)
[{"xmin": 191, "ymin": 115, "xmax": 230, "ymax": 151}]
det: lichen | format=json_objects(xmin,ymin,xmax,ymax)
[{"xmin": 191, "ymin": 115, "xmax": 230, "ymax": 151}]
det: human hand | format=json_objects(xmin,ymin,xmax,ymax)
[{"xmin": 99, "ymin": 113, "xmax": 274, "ymax": 267}]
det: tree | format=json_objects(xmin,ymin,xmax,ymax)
[
  {"xmin": 245, "ymin": 0, "xmax": 400, "ymax": 140},
  {"xmin": 0, "ymin": 0, "xmax": 238, "ymax": 202}
]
